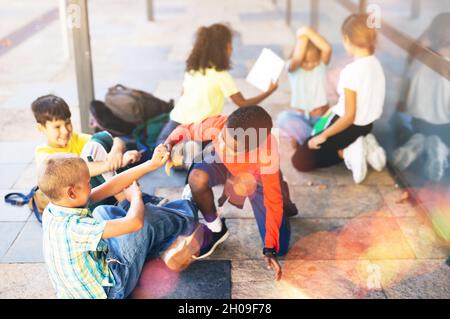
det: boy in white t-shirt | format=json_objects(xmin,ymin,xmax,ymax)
[
  {"xmin": 292, "ymin": 14, "xmax": 387, "ymax": 184},
  {"xmin": 277, "ymin": 26, "xmax": 331, "ymax": 146}
]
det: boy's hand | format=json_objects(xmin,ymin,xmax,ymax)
[
  {"xmin": 264, "ymin": 255, "xmax": 282, "ymax": 281},
  {"xmin": 123, "ymin": 181, "xmax": 142, "ymax": 202},
  {"xmin": 107, "ymin": 150, "xmax": 123, "ymax": 171},
  {"xmin": 149, "ymin": 144, "xmax": 170, "ymax": 169},
  {"xmin": 308, "ymin": 134, "xmax": 327, "ymax": 150},
  {"xmin": 122, "ymin": 150, "xmax": 142, "ymax": 167}
]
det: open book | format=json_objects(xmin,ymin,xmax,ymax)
[{"xmin": 246, "ymin": 48, "xmax": 286, "ymax": 92}]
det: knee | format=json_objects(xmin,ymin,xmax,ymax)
[
  {"xmin": 291, "ymin": 148, "xmax": 314, "ymax": 172},
  {"xmin": 276, "ymin": 111, "xmax": 293, "ymax": 129},
  {"xmin": 188, "ymin": 169, "xmax": 210, "ymax": 193}
]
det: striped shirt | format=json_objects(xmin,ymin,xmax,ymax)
[{"xmin": 42, "ymin": 203, "xmax": 115, "ymax": 299}]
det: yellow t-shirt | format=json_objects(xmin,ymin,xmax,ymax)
[
  {"xmin": 35, "ymin": 132, "xmax": 92, "ymax": 166},
  {"xmin": 170, "ymin": 68, "xmax": 239, "ymax": 124}
]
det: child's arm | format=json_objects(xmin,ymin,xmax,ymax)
[
  {"xmin": 229, "ymin": 81, "xmax": 278, "ymax": 107},
  {"xmin": 299, "ymin": 27, "xmax": 332, "ymax": 65},
  {"xmin": 102, "ymin": 181, "xmax": 144, "ymax": 238},
  {"xmin": 90, "ymin": 144, "xmax": 169, "ymax": 203},
  {"xmin": 85, "ymin": 161, "xmax": 111, "ymax": 177},
  {"xmin": 288, "ymin": 35, "xmax": 309, "ymax": 72},
  {"xmin": 106, "ymin": 137, "xmax": 127, "ymax": 171},
  {"xmin": 308, "ymin": 88, "xmax": 356, "ymax": 149}
]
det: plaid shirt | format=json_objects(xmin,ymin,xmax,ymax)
[{"xmin": 42, "ymin": 203, "xmax": 115, "ymax": 299}]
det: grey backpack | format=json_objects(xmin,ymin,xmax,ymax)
[{"xmin": 105, "ymin": 84, "xmax": 174, "ymax": 124}]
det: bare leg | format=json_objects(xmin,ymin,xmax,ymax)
[{"xmin": 188, "ymin": 169, "xmax": 217, "ymax": 222}]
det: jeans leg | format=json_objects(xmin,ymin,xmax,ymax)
[
  {"xmin": 93, "ymin": 202, "xmax": 197, "ymax": 299},
  {"xmin": 248, "ymin": 186, "xmax": 291, "ymax": 256},
  {"xmin": 276, "ymin": 111, "xmax": 314, "ymax": 145},
  {"xmin": 156, "ymin": 120, "xmax": 180, "ymax": 145}
]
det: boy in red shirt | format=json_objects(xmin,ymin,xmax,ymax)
[{"xmin": 165, "ymin": 106, "xmax": 291, "ymax": 279}]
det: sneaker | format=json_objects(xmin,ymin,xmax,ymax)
[
  {"xmin": 343, "ymin": 136, "xmax": 368, "ymax": 184},
  {"xmin": 425, "ymin": 135, "xmax": 449, "ymax": 182},
  {"xmin": 393, "ymin": 133, "xmax": 426, "ymax": 170},
  {"xmin": 193, "ymin": 218, "xmax": 229, "ymax": 260},
  {"xmin": 181, "ymin": 184, "xmax": 193, "ymax": 201},
  {"xmin": 365, "ymin": 133, "xmax": 386, "ymax": 172},
  {"xmin": 161, "ymin": 224, "xmax": 204, "ymax": 271}
]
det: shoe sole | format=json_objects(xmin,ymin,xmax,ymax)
[
  {"xmin": 161, "ymin": 224, "xmax": 204, "ymax": 271},
  {"xmin": 192, "ymin": 229, "xmax": 230, "ymax": 260}
]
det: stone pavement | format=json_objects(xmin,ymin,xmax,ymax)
[{"xmin": 0, "ymin": 0, "xmax": 449, "ymax": 299}]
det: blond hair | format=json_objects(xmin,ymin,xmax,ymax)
[
  {"xmin": 37, "ymin": 153, "xmax": 88, "ymax": 201},
  {"xmin": 342, "ymin": 14, "xmax": 377, "ymax": 54}
]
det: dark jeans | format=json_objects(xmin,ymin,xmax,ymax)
[
  {"xmin": 92, "ymin": 199, "xmax": 198, "ymax": 299},
  {"xmin": 156, "ymin": 120, "xmax": 180, "ymax": 145},
  {"xmin": 292, "ymin": 115, "xmax": 373, "ymax": 171},
  {"xmin": 192, "ymin": 155, "xmax": 291, "ymax": 256},
  {"xmin": 412, "ymin": 117, "xmax": 450, "ymax": 146}
]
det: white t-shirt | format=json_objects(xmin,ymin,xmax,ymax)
[
  {"xmin": 287, "ymin": 62, "xmax": 328, "ymax": 115},
  {"xmin": 406, "ymin": 58, "xmax": 450, "ymax": 125},
  {"xmin": 332, "ymin": 55, "xmax": 386, "ymax": 126},
  {"xmin": 170, "ymin": 68, "xmax": 239, "ymax": 124}
]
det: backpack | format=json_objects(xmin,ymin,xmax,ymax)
[
  {"xmin": 132, "ymin": 113, "xmax": 170, "ymax": 156},
  {"xmin": 105, "ymin": 84, "xmax": 174, "ymax": 124},
  {"xmin": 90, "ymin": 100, "xmax": 136, "ymax": 136}
]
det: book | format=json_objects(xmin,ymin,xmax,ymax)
[{"xmin": 246, "ymin": 48, "xmax": 285, "ymax": 92}]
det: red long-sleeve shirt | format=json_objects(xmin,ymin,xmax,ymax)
[{"xmin": 166, "ymin": 115, "xmax": 283, "ymax": 252}]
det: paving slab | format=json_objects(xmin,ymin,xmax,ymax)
[
  {"xmin": 131, "ymin": 259, "xmax": 231, "ymax": 299},
  {"xmin": 11, "ymin": 161, "xmax": 37, "ymax": 190},
  {"xmin": 286, "ymin": 212, "xmax": 416, "ymax": 261},
  {"xmin": 0, "ymin": 163, "xmax": 28, "ymax": 189},
  {"xmin": 0, "ymin": 263, "xmax": 55, "ymax": 299},
  {"xmin": 0, "ymin": 189, "xmax": 31, "ymax": 222},
  {"xmin": 380, "ymin": 260, "xmax": 450, "ymax": 299},
  {"xmin": 232, "ymin": 259, "xmax": 387, "ymax": 299},
  {"xmin": 1, "ymin": 220, "xmax": 43, "ymax": 263},
  {"xmin": 0, "ymin": 142, "xmax": 36, "ymax": 164},
  {"xmin": 0, "ymin": 222, "xmax": 24, "ymax": 259},
  {"xmin": 290, "ymin": 184, "xmax": 385, "ymax": 218}
]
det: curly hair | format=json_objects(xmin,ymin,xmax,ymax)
[{"xmin": 186, "ymin": 23, "xmax": 233, "ymax": 73}]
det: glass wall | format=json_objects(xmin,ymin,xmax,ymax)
[{"xmin": 282, "ymin": 0, "xmax": 450, "ymax": 190}]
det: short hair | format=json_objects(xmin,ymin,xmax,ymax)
[
  {"xmin": 31, "ymin": 94, "xmax": 71, "ymax": 125},
  {"xmin": 37, "ymin": 153, "xmax": 88, "ymax": 202},
  {"xmin": 342, "ymin": 14, "xmax": 377, "ymax": 54},
  {"xmin": 226, "ymin": 105, "xmax": 273, "ymax": 151},
  {"xmin": 186, "ymin": 23, "xmax": 233, "ymax": 73}
]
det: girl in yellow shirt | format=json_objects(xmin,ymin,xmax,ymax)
[{"xmin": 157, "ymin": 23, "xmax": 278, "ymax": 144}]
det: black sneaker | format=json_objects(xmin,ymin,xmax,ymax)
[{"xmin": 193, "ymin": 218, "xmax": 229, "ymax": 260}]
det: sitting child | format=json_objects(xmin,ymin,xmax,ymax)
[
  {"xmin": 277, "ymin": 26, "xmax": 332, "ymax": 146},
  {"xmin": 32, "ymin": 94, "xmax": 141, "ymax": 205},
  {"xmin": 39, "ymin": 145, "xmax": 203, "ymax": 299},
  {"xmin": 292, "ymin": 14, "xmax": 387, "ymax": 184},
  {"xmin": 156, "ymin": 23, "xmax": 278, "ymax": 145},
  {"xmin": 164, "ymin": 106, "xmax": 294, "ymax": 281}
]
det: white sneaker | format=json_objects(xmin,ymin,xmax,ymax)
[
  {"xmin": 393, "ymin": 133, "xmax": 426, "ymax": 170},
  {"xmin": 343, "ymin": 136, "xmax": 368, "ymax": 184},
  {"xmin": 365, "ymin": 133, "xmax": 386, "ymax": 172},
  {"xmin": 425, "ymin": 135, "xmax": 449, "ymax": 182},
  {"xmin": 161, "ymin": 224, "xmax": 204, "ymax": 271}
]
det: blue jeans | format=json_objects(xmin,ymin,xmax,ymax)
[
  {"xmin": 276, "ymin": 110, "xmax": 320, "ymax": 145},
  {"xmin": 192, "ymin": 158, "xmax": 291, "ymax": 256},
  {"xmin": 93, "ymin": 199, "xmax": 198, "ymax": 299}
]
